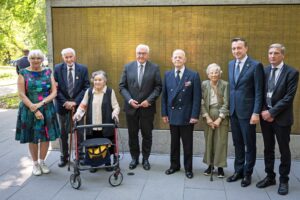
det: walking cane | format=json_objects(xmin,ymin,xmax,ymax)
[
  {"xmin": 210, "ymin": 128, "xmax": 214, "ymax": 182},
  {"xmin": 68, "ymin": 109, "xmax": 74, "ymax": 171}
]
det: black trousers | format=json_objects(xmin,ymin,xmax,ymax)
[
  {"xmin": 169, "ymin": 124, "xmax": 194, "ymax": 172},
  {"xmin": 260, "ymin": 119, "xmax": 291, "ymax": 183},
  {"xmin": 58, "ymin": 113, "xmax": 83, "ymax": 158},
  {"xmin": 126, "ymin": 112, "xmax": 154, "ymax": 160},
  {"xmin": 230, "ymin": 112, "xmax": 256, "ymax": 176}
]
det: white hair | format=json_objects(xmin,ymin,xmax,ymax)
[
  {"xmin": 206, "ymin": 63, "xmax": 222, "ymax": 75},
  {"xmin": 136, "ymin": 44, "xmax": 150, "ymax": 53},
  {"xmin": 91, "ymin": 70, "xmax": 107, "ymax": 82},
  {"xmin": 61, "ymin": 48, "xmax": 76, "ymax": 56},
  {"xmin": 28, "ymin": 49, "xmax": 44, "ymax": 62}
]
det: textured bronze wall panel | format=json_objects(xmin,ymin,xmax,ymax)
[{"xmin": 52, "ymin": 5, "xmax": 300, "ymax": 133}]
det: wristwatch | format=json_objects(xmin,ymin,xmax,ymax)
[{"xmin": 42, "ymin": 100, "xmax": 46, "ymax": 105}]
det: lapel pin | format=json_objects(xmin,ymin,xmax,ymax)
[{"xmin": 76, "ymin": 76, "xmax": 79, "ymax": 79}]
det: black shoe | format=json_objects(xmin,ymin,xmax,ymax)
[
  {"xmin": 165, "ymin": 168, "xmax": 180, "ymax": 175},
  {"xmin": 142, "ymin": 159, "xmax": 151, "ymax": 170},
  {"xmin": 58, "ymin": 156, "xmax": 68, "ymax": 168},
  {"xmin": 203, "ymin": 165, "xmax": 214, "ymax": 176},
  {"xmin": 278, "ymin": 182, "xmax": 289, "ymax": 195},
  {"xmin": 241, "ymin": 175, "xmax": 251, "ymax": 187},
  {"xmin": 129, "ymin": 159, "xmax": 139, "ymax": 170},
  {"xmin": 256, "ymin": 176, "xmax": 276, "ymax": 188},
  {"xmin": 89, "ymin": 168, "xmax": 97, "ymax": 173},
  {"xmin": 217, "ymin": 167, "xmax": 225, "ymax": 178},
  {"xmin": 226, "ymin": 172, "xmax": 243, "ymax": 182},
  {"xmin": 105, "ymin": 163, "xmax": 113, "ymax": 172},
  {"xmin": 185, "ymin": 171, "xmax": 193, "ymax": 179}
]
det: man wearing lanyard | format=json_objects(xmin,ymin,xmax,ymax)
[{"xmin": 257, "ymin": 44, "xmax": 299, "ymax": 195}]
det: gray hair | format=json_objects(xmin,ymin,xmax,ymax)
[
  {"xmin": 91, "ymin": 70, "xmax": 107, "ymax": 82},
  {"xmin": 136, "ymin": 44, "xmax": 150, "ymax": 53},
  {"xmin": 61, "ymin": 48, "xmax": 76, "ymax": 56},
  {"xmin": 269, "ymin": 43, "xmax": 285, "ymax": 55},
  {"xmin": 206, "ymin": 63, "xmax": 222, "ymax": 75},
  {"xmin": 28, "ymin": 49, "xmax": 44, "ymax": 62}
]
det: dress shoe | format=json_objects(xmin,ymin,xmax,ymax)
[
  {"xmin": 226, "ymin": 173, "xmax": 243, "ymax": 182},
  {"xmin": 256, "ymin": 176, "xmax": 276, "ymax": 188},
  {"xmin": 129, "ymin": 159, "xmax": 139, "ymax": 170},
  {"xmin": 58, "ymin": 156, "xmax": 68, "ymax": 168},
  {"xmin": 241, "ymin": 175, "xmax": 251, "ymax": 187},
  {"xmin": 105, "ymin": 162, "xmax": 113, "ymax": 172},
  {"xmin": 165, "ymin": 168, "xmax": 180, "ymax": 175},
  {"xmin": 278, "ymin": 182, "xmax": 289, "ymax": 195},
  {"xmin": 142, "ymin": 159, "xmax": 151, "ymax": 170},
  {"xmin": 185, "ymin": 171, "xmax": 193, "ymax": 179}
]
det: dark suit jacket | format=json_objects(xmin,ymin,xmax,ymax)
[
  {"xmin": 16, "ymin": 56, "xmax": 30, "ymax": 74},
  {"xmin": 119, "ymin": 61, "xmax": 162, "ymax": 116},
  {"xmin": 54, "ymin": 62, "xmax": 90, "ymax": 115},
  {"xmin": 228, "ymin": 57, "xmax": 264, "ymax": 119},
  {"xmin": 263, "ymin": 64, "xmax": 299, "ymax": 126},
  {"xmin": 161, "ymin": 67, "xmax": 201, "ymax": 125}
]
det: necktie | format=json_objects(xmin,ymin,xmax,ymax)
[
  {"xmin": 138, "ymin": 64, "xmax": 144, "ymax": 88},
  {"xmin": 266, "ymin": 68, "xmax": 278, "ymax": 107},
  {"xmin": 68, "ymin": 67, "xmax": 74, "ymax": 97},
  {"xmin": 234, "ymin": 61, "xmax": 241, "ymax": 83},
  {"xmin": 176, "ymin": 70, "xmax": 180, "ymax": 85}
]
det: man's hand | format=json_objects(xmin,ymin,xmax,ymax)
[
  {"xmin": 139, "ymin": 100, "xmax": 151, "ymax": 108},
  {"xmin": 261, "ymin": 110, "xmax": 274, "ymax": 122},
  {"xmin": 162, "ymin": 116, "xmax": 169, "ymax": 124},
  {"xmin": 189, "ymin": 118, "xmax": 198, "ymax": 124},
  {"xmin": 250, "ymin": 114, "xmax": 260, "ymax": 124},
  {"xmin": 63, "ymin": 101, "xmax": 76, "ymax": 110},
  {"xmin": 213, "ymin": 117, "xmax": 222, "ymax": 128},
  {"xmin": 129, "ymin": 99, "xmax": 140, "ymax": 109}
]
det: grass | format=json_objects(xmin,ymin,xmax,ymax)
[{"xmin": 0, "ymin": 92, "xmax": 20, "ymax": 109}]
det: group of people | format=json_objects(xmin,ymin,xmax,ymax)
[{"xmin": 15, "ymin": 38, "xmax": 299, "ymax": 196}]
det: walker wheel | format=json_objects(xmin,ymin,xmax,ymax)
[
  {"xmin": 70, "ymin": 174, "xmax": 81, "ymax": 189},
  {"xmin": 109, "ymin": 171, "xmax": 123, "ymax": 187}
]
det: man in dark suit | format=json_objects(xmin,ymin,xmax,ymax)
[
  {"xmin": 226, "ymin": 38, "xmax": 264, "ymax": 187},
  {"xmin": 161, "ymin": 49, "xmax": 201, "ymax": 179},
  {"xmin": 16, "ymin": 49, "xmax": 30, "ymax": 74},
  {"xmin": 54, "ymin": 48, "xmax": 90, "ymax": 167},
  {"xmin": 119, "ymin": 44, "xmax": 162, "ymax": 170},
  {"xmin": 256, "ymin": 44, "xmax": 299, "ymax": 195}
]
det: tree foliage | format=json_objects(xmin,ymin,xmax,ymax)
[{"xmin": 0, "ymin": 0, "xmax": 46, "ymax": 64}]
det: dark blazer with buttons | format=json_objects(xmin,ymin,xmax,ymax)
[
  {"xmin": 228, "ymin": 57, "xmax": 264, "ymax": 119},
  {"xmin": 263, "ymin": 64, "xmax": 299, "ymax": 126},
  {"xmin": 161, "ymin": 67, "xmax": 201, "ymax": 125},
  {"xmin": 54, "ymin": 62, "xmax": 90, "ymax": 115},
  {"xmin": 119, "ymin": 61, "xmax": 162, "ymax": 116}
]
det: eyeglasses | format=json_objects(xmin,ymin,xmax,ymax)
[
  {"xmin": 136, "ymin": 52, "xmax": 148, "ymax": 56},
  {"xmin": 30, "ymin": 57, "xmax": 42, "ymax": 60}
]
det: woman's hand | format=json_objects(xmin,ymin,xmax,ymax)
[
  {"xmin": 30, "ymin": 102, "xmax": 43, "ymax": 112},
  {"xmin": 34, "ymin": 110, "xmax": 44, "ymax": 120}
]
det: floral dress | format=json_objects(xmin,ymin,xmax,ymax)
[{"xmin": 16, "ymin": 68, "xmax": 60, "ymax": 144}]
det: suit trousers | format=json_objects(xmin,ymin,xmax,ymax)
[
  {"xmin": 58, "ymin": 113, "xmax": 83, "ymax": 158},
  {"xmin": 260, "ymin": 119, "xmax": 291, "ymax": 183},
  {"xmin": 126, "ymin": 111, "xmax": 154, "ymax": 160},
  {"xmin": 230, "ymin": 112, "xmax": 256, "ymax": 176},
  {"xmin": 169, "ymin": 124, "xmax": 194, "ymax": 172}
]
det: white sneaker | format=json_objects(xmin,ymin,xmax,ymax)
[
  {"xmin": 32, "ymin": 164, "xmax": 42, "ymax": 176},
  {"xmin": 40, "ymin": 162, "xmax": 50, "ymax": 174}
]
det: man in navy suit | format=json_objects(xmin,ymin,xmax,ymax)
[
  {"xmin": 54, "ymin": 48, "xmax": 90, "ymax": 167},
  {"xmin": 16, "ymin": 49, "xmax": 30, "ymax": 74},
  {"xmin": 161, "ymin": 49, "xmax": 201, "ymax": 179},
  {"xmin": 226, "ymin": 38, "xmax": 264, "ymax": 187},
  {"xmin": 119, "ymin": 44, "xmax": 162, "ymax": 170},
  {"xmin": 256, "ymin": 44, "xmax": 299, "ymax": 195}
]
